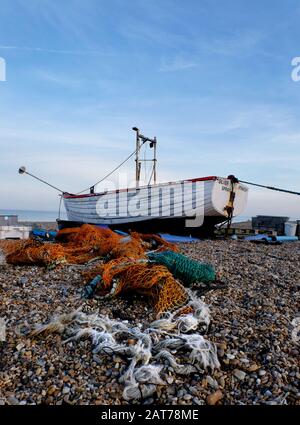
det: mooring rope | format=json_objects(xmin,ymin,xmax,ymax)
[{"xmin": 239, "ymin": 180, "xmax": 300, "ymax": 196}]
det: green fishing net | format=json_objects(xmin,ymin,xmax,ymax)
[{"xmin": 147, "ymin": 250, "xmax": 216, "ymax": 286}]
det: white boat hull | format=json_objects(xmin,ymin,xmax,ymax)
[{"xmin": 62, "ymin": 176, "xmax": 248, "ymax": 235}]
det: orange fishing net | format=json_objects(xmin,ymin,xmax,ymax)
[
  {"xmin": 59, "ymin": 225, "xmax": 148, "ymax": 263},
  {"xmin": 4, "ymin": 224, "xmax": 186, "ymax": 314},
  {"xmin": 4, "ymin": 224, "xmax": 178, "ymax": 267},
  {"xmin": 57, "ymin": 224, "xmax": 122, "ymax": 258},
  {"xmin": 5, "ymin": 240, "xmax": 66, "ymax": 266},
  {"xmin": 85, "ymin": 258, "xmax": 188, "ymax": 315},
  {"xmin": 173, "ymin": 305, "xmax": 194, "ymax": 317},
  {"xmin": 154, "ymin": 276, "xmax": 188, "ymax": 315},
  {"xmin": 109, "ymin": 234, "xmax": 146, "ymax": 260},
  {"xmin": 0, "ymin": 239, "xmax": 20, "ymax": 255},
  {"xmin": 82, "ymin": 262, "xmax": 105, "ymax": 283},
  {"xmin": 134, "ymin": 232, "xmax": 180, "ymax": 253}
]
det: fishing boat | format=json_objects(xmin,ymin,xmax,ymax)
[
  {"xmin": 61, "ymin": 175, "xmax": 248, "ymax": 236},
  {"xmin": 18, "ymin": 128, "xmax": 248, "ymax": 236},
  {"xmin": 19, "ymin": 127, "xmax": 300, "ymax": 236},
  {"xmin": 59, "ymin": 128, "xmax": 249, "ymax": 236}
]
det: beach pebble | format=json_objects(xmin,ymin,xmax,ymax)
[
  {"xmin": 233, "ymin": 370, "xmax": 246, "ymax": 381},
  {"xmin": 7, "ymin": 396, "xmax": 20, "ymax": 405},
  {"xmin": 248, "ymin": 364, "xmax": 260, "ymax": 372},
  {"xmin": 206, "ymin": 390, "xmax": 223, "ymax": 405}
]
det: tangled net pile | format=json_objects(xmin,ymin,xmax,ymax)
[
  {"xmin": 4, "ymin": 224, "xmax": 178, "ymax": 266},
  {"xmin": 4, "ymin": 224, "xmax": 216, "ymax": 315},
  {"xmin": 31, "ymin": 291, "xmax": 219, "ymax": 401},
  {"xmin": 85, "ymin": 259, "xmax": 189, "ymax": 315},
  {"xmin": 5, "ymin": 240, "xmax": 66, "ymax": 266}
]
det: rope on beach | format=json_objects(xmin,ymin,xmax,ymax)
[{"xmin": 30, "ymin": 294, "xmax": 219, "ymax": 401}]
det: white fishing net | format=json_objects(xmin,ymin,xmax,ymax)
[{"xmin": 31, "ymin": 292, "xmax": 219, "ymax": 402}]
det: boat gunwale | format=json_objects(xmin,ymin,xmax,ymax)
[{"xmin": 63, "ymin": 176, "xmax": 219, "ymax": 199}]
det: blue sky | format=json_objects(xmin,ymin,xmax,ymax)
[{"xmin": 0, "ymin": 0, "xmax": 299, "ymax": 218}]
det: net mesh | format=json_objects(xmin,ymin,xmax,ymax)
[
  {"xmin": 108, "ymin": 233, "xmax": 146, "ymax": 260},
  {"xmin": 147, "ymin": 250, "xmax": 216, "ymax": 285},
  {"xmin": 5, "ymin": 240, "xmax": 66, "ymax": 266},
  {"xmin": 98, "ymin": 259, "xmax": 188, "ymax": 315},
  {"xmin": 0, "ymin": 240, "xmax": 20, "ymax": 255},
  {"xmin": 57, "ymin": 224, "xmax": 122, "ymax": 258},
  {"xmin": 136, "ymin": 232, "xmax": 180, "ymax": 253}
]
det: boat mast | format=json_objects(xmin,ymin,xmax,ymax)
[
  {"xmin": 153, "ymin": 136, "xmax": 157, "ymax": 184},
  {"xmin": 132, "ymin": 127, "xmax": 157, "ymax": 187},
  {"xmin": 133, "ymin": 127, "xmax": 141, "ymax": 185}
]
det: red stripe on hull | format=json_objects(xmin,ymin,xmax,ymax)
[{"xmin": 63, "ymin": 176, "xmax": 218, "ymax": 199}]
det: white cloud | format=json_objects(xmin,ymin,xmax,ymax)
[
  {"xmin": 159, "ymin": 56, "xmax": 198, "ymax": 72},
  {"xmin": 0, "ymin": 45, "xmax": 108, "ymax": 55}
]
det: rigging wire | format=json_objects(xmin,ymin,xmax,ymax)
[
  {"xmin": 76, "ymin": 141, "xmax": 147, "ymax": 195},
  {"xmin": 144, "ymin": 142, "xmax": 147, "ymax": 184},
  {"xmin": 18, "ymin": 167, "xmax": 65, "ymax": 193},
  {"xmin": 148, "ymin": 165, "xmax": 155, "ymax": 185}
]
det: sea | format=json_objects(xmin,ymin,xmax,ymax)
[{"xmin": 0, "ymin": 209, "xmax": 67, "ymax": 222}]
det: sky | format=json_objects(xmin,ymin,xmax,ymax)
[{"xmin": 0, "ymin": 0, "xmax": 300, "ymax": 219}]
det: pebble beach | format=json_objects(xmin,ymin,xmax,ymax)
[{"xmin": 0, "ymin": 240, "xmax": 299, "ymax": 405}]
